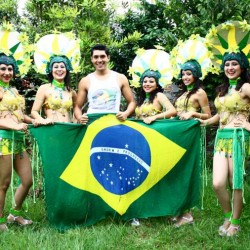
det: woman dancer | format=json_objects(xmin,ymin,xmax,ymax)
[
  {"xmin": 135, "ymin": 69, "xmax": 176, "ymax": 123},
  {"xmin": 0, "ymin": 53, "xmax": 33, "ymax": 231},
  {"xmin": 31, "ymin": 33, "xmax": 80, "ymax": 123},
  {"xmin": 200, "ymin": 21, "xmax": 250, "ymax": 237},
  {"xmin": 31, "ymin": 55, "xmax": 76, "ymax": 123},
  {"xmin": 174, "ymin": 59, "xmax": 211, "ymax": 227}
]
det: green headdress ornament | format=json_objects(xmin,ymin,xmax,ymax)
[
  {"xmin": 140, "ymin": 69, "xmax": 161, "ymax": 84},
  {"xmin": 0, "ymin": 53, "xmax": 19, "ymax": 74},
  {"xmin": 178, "ymin": 59, "xmax": 202, "ymax": 78},
  {"xmin": 205, "ymin": 20, "xmax": 250, "ymax": 74},
  {"xmin": 46, "ymin": 55, "xmax": 73, "ymax": 74},
  {"xmin": 221, "ymin": 51, "xmax": 249, "ymax": 70}
]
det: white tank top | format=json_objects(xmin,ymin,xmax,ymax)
[{"xmin": 87, "ymin": 71, "xmax": 121, "ymax": 114}]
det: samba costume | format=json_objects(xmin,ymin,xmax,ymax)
[
  {"xmin": 129, "ymin": 48, "xmax": 174, "ymax": 120},
  {"xmin": 0, "ymin": 25, "xmax": 32, "ymax": 156},
  {"xmin": 175, "ymin": 92, "xmax": 201, "ymax": 114},
  {"xmin": 205, "ymin": 20, "xmax": 250, "ymax": 236},
  {"xmin": 33, "ymin": 33, "xmax": 81, "ymax": 122},
  {"xmin": 0, "ymin": 22, "xmax": 33, "ymax": 231},
  {"xmin": 135, "ymin": 103, "xmax": 161, "ymax": 119},
  {"xmin": 168, "ymin": 35, "xmax": 213, "ymax": 228},
  {"xmin": 0, "ymin": 81, "xmax": 26, "ymax": 155},
  {"xmin": 170, "ymin": 35, "xmax": 213, "ymax": 118},
  {"xmin": 206, "ymin": 21, "xmax": 250, "ymax": 190}
]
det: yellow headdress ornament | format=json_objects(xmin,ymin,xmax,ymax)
[
  {"xmin": 129, "ymin": 47, "xmax": 173, "ymax": 88},
  {"xmin": 0, "ymin": 22, "xmax": 32, "ymax": 76},
  {"xmin": 170, "ymin": 34, "xmax": 213, "ymax": 79},
  {"xmin": 205, "ymin": 20, "xmax": 250, "ymax": 72},
  {"xmin": 34, "ymin": 32, "xmax": 81, "ymax": 74}
]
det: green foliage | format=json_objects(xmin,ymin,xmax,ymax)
[
  {"xmin": 0, "ymin": 0, "xmax": 20, "ymax": 25},
  {"xmin": 109, "ymin": 0, "xmax": 250, "ymax": 100},
  {"xmin": 23, "ymin": 0, "xmax": 111, "ymax": 77}
]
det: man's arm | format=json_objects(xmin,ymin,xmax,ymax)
[
  {"xmin": 74, "ymin": 77, "xmax": 89, "ymax": 124},
  {"xmin": 116, "ymin": 73, "xmax": 136, "ymax": 121}
]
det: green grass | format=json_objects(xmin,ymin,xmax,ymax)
[{"xmin": 1, "ymin": 172, "xmax": 250, "ymax": 250}]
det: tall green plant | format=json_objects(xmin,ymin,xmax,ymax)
[{"xmin": 0, "ymin": 0, "xmax": 19, "ymax": 24}]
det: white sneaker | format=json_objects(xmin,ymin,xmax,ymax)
[{"xmin": 131, "ymin": 218, "xmax": 140, "ymax": 227}]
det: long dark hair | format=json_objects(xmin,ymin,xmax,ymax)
[
  {"xmin": 47, "ymin": 71, "xmax": 71, "ymax": 91},
  {"xmin": 174, "ymin": 77, "xmax": 204, "ymax": 111},
  {"xmin": 137, "ymin": 83, "xmax": 164, "ymax": 106},
  {"xmin": 216, "ymin": 68, "xmax": 250, "ymax": 97}
]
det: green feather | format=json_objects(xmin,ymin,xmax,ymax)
[
  {"xmin": 238, "ymin": 31, "xmax": 250, "ymax": 51},
  {"xmin": 9, "ymin": 42, "xmax": 21, "ymax": 54},
  {"xmin": 217, "ymin": 33, "xmax": 228, "ymax": 49}
]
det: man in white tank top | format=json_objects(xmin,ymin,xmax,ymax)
[{"xmin": 74, "ymin": 44, "xmax": 136, "ymax": 124}]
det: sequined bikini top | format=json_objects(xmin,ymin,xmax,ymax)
[
  {"xmin": 214, "ymin": 91, "xmax": 250, "ymax": 125},
  {"xmin": 44, "ymin": 90, "xmax": 73, "ymax": 114},
  {"xmin": 135, "ymin": 103, "xmax": 161, "ymax": 119},
  {"xmin": 175, "ymin": 93, "xmax": 200, "ymax": 113},
  {"xmin": 214, "ymin": 91, "xmax": 250, "ymax": 113},
  {"xmin": 0, "ymin": 88, "xmax": 25, "ymax": 121}
]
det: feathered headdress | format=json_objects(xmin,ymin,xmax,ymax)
[
  {"xmin": 34, "ymin": 32, "xmax": 81, "ymax": 74},
  {"xmin": 170, "ymin": 34, "xmax": 213, "ymax": 79},
  {"xmin": 128, "ymin": 47, "xmax": 173, "ymax": 88},
  {"xmin": 0, "ymin": 22, "xmax": 33, "ymax": 75},
  {"xmin": 205, "ymin": 20, "xmax": 250, "ymax": 73}
]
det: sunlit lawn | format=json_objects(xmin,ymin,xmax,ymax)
[{"xmin": 1, "ymin": 171, "xmax": 250, "ymax": 250}]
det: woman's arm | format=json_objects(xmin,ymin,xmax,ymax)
[
  {"xmin": 143, "ymin": 92, "xmax": 177, "ymax": 124},
  {"xmin": 31, "ymin": 84, "xmax": 53, "ymax": 125},
  {"xmin": 0, "ymin": 118, "xmax": 28, "ymax": 131},
  {"xmin": 198, "ymin": 113, "xmax": 220, "ymax": 126},
  {"xmin": 180, "ymin": 89, "xmax": 211, "ymax": 120}
]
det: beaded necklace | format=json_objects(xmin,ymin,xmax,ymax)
[
  {"xmin": 186, "ymin": 83, "xmax": 194, "ymax": 92},
  {"xmin": 144, "ymin": 93, "xmax": 150, "ymax": 104},
  {"xmin": 0, "ymin": 80, "xmax": 10, "ymax": 89},
  {"xmin": 52, "ymin": 79, "xmax": 65, "ymax": 99},
  {"xmin": 228, "ymin": 79, "xmax": 238, "ymax": 94}
]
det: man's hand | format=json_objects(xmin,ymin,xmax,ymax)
[
  {"xmin": 116, "ymin": 112, "xmax": 127, "ymax": 122},
  {"xmin": 77, "ymin": 113, "xmax": 89, "ymax": 125}
]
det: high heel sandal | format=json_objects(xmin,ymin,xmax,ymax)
[
  {"xmin": 226, "ymin": 224, "xmax": 240, "ymax": 237},
  {"xmin": 174, "ymin": 215, "xmax": 194, "ymax": 228},
  {"xmin": 7, "ymin": 209, "xmax": 32, "ymax": 226},
  {"xmin": 0, "ymin": 217, "xmax": 8, "ymax": 231},
  {"xmin": 218, "ymin": 219, "xmax": 231, "ymax": 236}
]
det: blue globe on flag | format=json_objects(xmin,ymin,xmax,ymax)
[{"xmin": 90, "ymin": 125, "xmax": 151, "ymax": 195}]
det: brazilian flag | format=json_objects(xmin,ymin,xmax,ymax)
[{"xmin": 29, "ymin": 114, "xmax": 203, "ymax": 230}]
